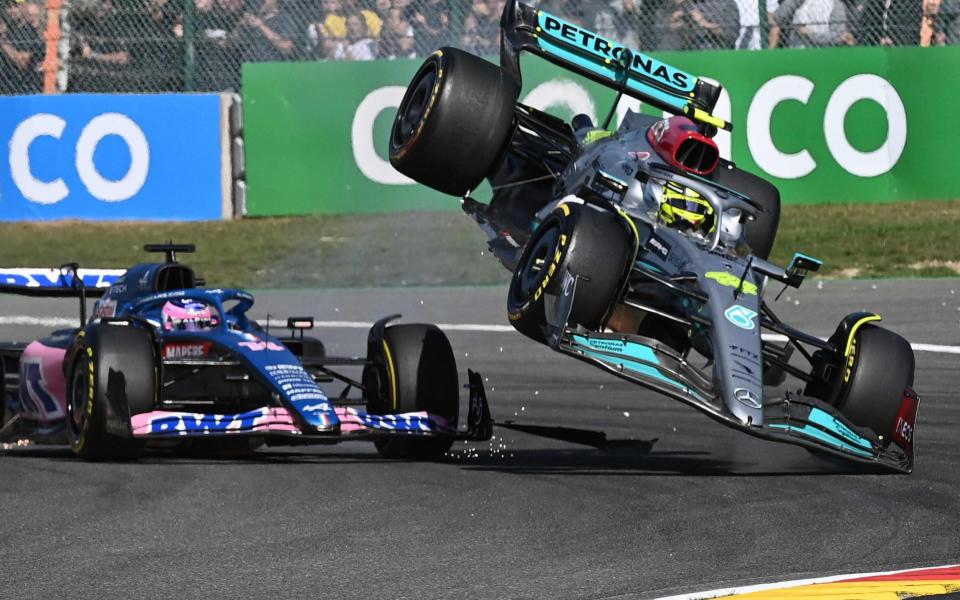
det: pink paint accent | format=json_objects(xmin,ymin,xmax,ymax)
[
  {"xmin": 333, "ymin": 407, "xmax": 454, "ymax": 434},
  {"xmin": 130, "ymin": 407, "xmax": 457, "ymax": 437},
  {"xmin": 130, "ymin": 407, "xmax": 300, "ymax": 437},
  {"xmin": 20, "ymin": 341, "xmax": 67, "ymax": 421}
]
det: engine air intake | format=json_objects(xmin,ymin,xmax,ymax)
[{"xmin": 647, "ymin": 116, "xmax": 720, "ymax": 176}]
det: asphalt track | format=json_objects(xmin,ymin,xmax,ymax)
[{"xmin": 1, "ymin": 279, "xmax": 958, "ymax": 599}]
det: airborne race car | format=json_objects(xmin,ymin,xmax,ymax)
[
  {"xmin": 0, "ymin": 244, "xmax": 491, "ymax": 461},
  {"xmin": 389, "ymin": 1, "xmax": 920, "ymax": 472}
]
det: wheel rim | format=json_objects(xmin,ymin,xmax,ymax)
[
  {"xmin": 515, "ymin": 220, "xmax": 562, "ymax": 302},
  {"xmin": 67, "ymin": 358, "xmax": 88, "ymax": 440},
  {"xmin": 392, "ymin": 61, "xmax": 438, "ymax": 149}
]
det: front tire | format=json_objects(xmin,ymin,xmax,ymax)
[
  {"xmin": 835, "ymin": 325, "xmax": 914, "ymax": 446},
  {"xmin": 67, "ymin": 325, "xmax": 156, "ymax": 461},
  {"xmin": 507, "ymin": 203, "xmax": 634, "ymax": 343},
  {"xmin": 364, "ymin": 324, "xmax": 459, "ymax": 460},
  {"xmin": 390, "ymin": 47, "xmax": 518, "ymax": 196}
]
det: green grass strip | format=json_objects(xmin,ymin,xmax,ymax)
[{"xmin": 1, "ymin": 201, "xmax": 957, "ymax": 289}]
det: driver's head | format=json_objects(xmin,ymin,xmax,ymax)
[
  {"xmin": 659, "ymin": 181, "xmax": 715, "ymax": 233},
  {"xmin": 161, "ymin": 299, "xmax": 218, "ymax": 332}
]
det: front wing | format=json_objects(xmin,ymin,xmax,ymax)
[{"xmin": 129, "ymin": 370, "xmax": 493, "ymax": 444}]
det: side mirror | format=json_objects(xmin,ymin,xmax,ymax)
[{"xmin": 786, "ymin": 253, "xmax": 822, "ymax": 287}]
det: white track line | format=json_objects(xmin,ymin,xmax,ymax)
[
  {"xmin": 652, "ymin": 563, "xmax": 960, "ymax": 599},
  {"xmin": 0, "ymin": 316, "xmax": 956, "ymax": 354}
]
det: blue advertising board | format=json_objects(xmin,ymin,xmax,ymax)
[{"xmin": 0, "ymin": 94, "xmax": 223, "ymax": 221}]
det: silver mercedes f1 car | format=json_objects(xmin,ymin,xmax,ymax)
[{"xmin": 388, "ymin": 1, "xmax": 919, "ymax": 473}]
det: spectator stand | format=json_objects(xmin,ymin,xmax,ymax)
[{"xmin": 0, "ymin": 0, "xmax": 947, "ymax": 96}]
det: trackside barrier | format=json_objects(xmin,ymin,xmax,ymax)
[
  {"xmin": 242, "ymin": 46, "xmax": 960, "ymax": 216},
  {"xmin": 0, "ymin": 93, "xmax": 239, "ymax": 221}
]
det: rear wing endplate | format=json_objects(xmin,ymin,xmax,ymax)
[{"xmin": 500, "ymin": 1, "xmax": 730, "ymax": 131}]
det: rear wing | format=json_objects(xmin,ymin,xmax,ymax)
[
  {"xmin": 0, "ymin": 267, "xmax": 123, "ymax": 298},
  {"xmin": 499, "ymin": 1, "xmax": 730, "ymax": 131},
  {"xmin": 0, "ymin": 266, "xmax": 124, "ymax": 327}
]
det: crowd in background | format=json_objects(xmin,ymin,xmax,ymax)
[{"xmin": 0, "ymin": 0, "xmax": 957, "ymax": 94}]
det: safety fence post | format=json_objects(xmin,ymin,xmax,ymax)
[
  {"xmin": 184, "ymin": 0, "xmax": 196, "ymax": 92},
  {"xmin": 42, "ymin": 0, "xmax": 61, "ymax": 93}
]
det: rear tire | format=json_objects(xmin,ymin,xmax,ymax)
[
  {"xmin": 507, "ymin": 203, "xmax": 633, "ymax": 343},
  {"xmin": 835, "ymin": 325, "xmax": 914, "ymax": 446},
  {"xmin": 390, "ymin": 47, "xmax": 518, "ymax": 196},
  {"xmin": 364, "ymin": 324, "xmax": 459, "ymax": 460},
  {"xmin": 67, "ymin": 325, "xmax": 156, "ymax": 461},
  {"xmin": 708, "ymin": 163, "xmax": 780, "ymax": 260}
]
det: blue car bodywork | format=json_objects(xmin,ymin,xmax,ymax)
[{"xmin": 0, "ymin": 245, "xmax": 491, "ymax": 457}]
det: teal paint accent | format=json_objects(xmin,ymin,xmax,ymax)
[
  {"xmin": 571, "ymin": 335, "xmax": 706, "ymax": 401},
  {"xmin": 534, "ymin": 37, "xmax": 689, "ymax": 113},
  {"xmin": 536, "ymin": 11, "xmax": 696, "ymax": 93},
  {"xmin": 791, "ymin": 252, "xmax": 823, "ymax": 267},
  {"xmin": 807, "ymin": 408, "xmax": 873, "ymax": 450},
  {"xmin": 636, "ymin": 260, "xmax": 665, "ymax": 273},
  {"xmin": 724, "ymin": 305, "xmax": 758, "ymax": 330},
  {"xmin": 768, "ymin": 422, "xmax": 873, "ymax": 457}
]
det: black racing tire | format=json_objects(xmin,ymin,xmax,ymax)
[
  {"xmin": 708, "ymin": 162, "xmax": 781, "ymax": 260},
  {"xmin": 507, "ymin": 203, "xmax": 633, "ymax": 343},
  {"xmin": 364, "ymin": 324, "xmax": 459, "ymax": 460},
  {"xmin": 835, "ymin": 325, "xmax": 914, "ymax": 446},
  {"xmin": 67, "ymin": 325, "xmax": 156, "ymax": 461},
  {"xmin": 389, "ymin": 47, "xmax": 518, "ymax": 196}
]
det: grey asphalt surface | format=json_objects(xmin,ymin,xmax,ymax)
[{"xmin": 1, "ymin": 279, "xmax": 958, "ymax": 599}]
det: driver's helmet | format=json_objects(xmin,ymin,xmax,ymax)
[
  {"xmin": 161, "ymin": 299, "xmax": 218, "ymax": 332},
  {"xmin": 659, "ymin": 181, "xmax": 716, "ymax": 233}
]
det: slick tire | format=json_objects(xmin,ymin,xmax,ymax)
[
  {"xmin": 708, "ymin": 163, "xmax": 781, "ymax": 260},
  {"xmin": 835, "ymin": 325, "xmax": 914, "ymax": 446},
  {"xmin": 507, "ymin": 203, "xmax": 633, "ymax": 343},
  {"xmin": 67, "ymin": 325, "xmax": 156, "ymax": 461},
  {"xmin": 389, "ymin": 47, "xmax": 518, "ymax": 196},
  {"xmin": 364, "ymin": 324, "xmax": 459, "ymax": 460}
]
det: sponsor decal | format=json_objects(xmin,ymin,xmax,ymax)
[
  {"xmin": 706, "ymin": 271, "xmax": 757, "ymax": 295},
  {"xmin": 843, "ymin": 336, "xmax": 857, "ymax": 383},
  {"xmin": 0, "ymin": 268, "xmax": 123, "ymax": 289},
  {"xmin": 562, "ymin": 269, "xmax": 576, "ymax": 298},
  {"xmin": 628, "ymin": 151, "xmax": 650, "ymax": 161},
  {"xmin": 95, "ymin": 299, "xmax": 117, "ymax": 319},
  {"xmin": 646, "ymin": 233, "xmax": 671, "ymax": 259},
  {"xmin": 265, "ymin": 364, "xmax": 324, "ymax": 398},
  {"xmin": 649, "ymin": 118, "xmax": 668, "ymax": 143},
  {"xmin": 238, "ymin": 340, "xmax": 284, "ymax": 352},
  {"xmin": 729, "ymin": 344, "xmax": 761, "ymax": 365},
  {"xmin": 732, "ymin": 359, "xmax": 761, "ymax": 385},
  {"xmin": 142, "ymin": 408, "xmax": 281, "ymax": 435},
  {"xmin": 829, "ymin": 416, "xmax": 864, "ymax": 446},
  {"xmin": 539, "ymin": 13, "xmax": 693, "ymax": 91},
  {"xmin": 532, "ymin": 231, "xmax": 567, "ymax": 302},
  {"xmin": 584, "ymin": 338, "xmax": 627, "ymax": 354},
  {"xmin": 162, "ymin": 342, "xmax": 212, "ymax": 359},
  {"xmin": 734, "ymin": 387, "xmax": 762, "ymax": 409},
  {"xmin": 724, "ymin": 305, "xmax": 758, "ymax": 330},
  {"xmin": 892, "ymin": 389, "xmax": 919, "ymax": 451}
]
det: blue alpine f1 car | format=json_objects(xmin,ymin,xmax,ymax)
[{"xmin": 0, "ymin": 244, "xmax": 491, "ymax": 460}]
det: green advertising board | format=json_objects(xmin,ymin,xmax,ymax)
[{"xmin": 243, "ymin": 46, "xmax": 960, "ymax": 216}]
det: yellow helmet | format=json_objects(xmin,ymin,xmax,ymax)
[{"xmin": 659, "ymin": 181, "xmax": 715, "ymax": 233}]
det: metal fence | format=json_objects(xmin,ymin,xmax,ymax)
[{"xmin": 0, "ymin": 0, "xmax": 943, "ymax": 95}]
